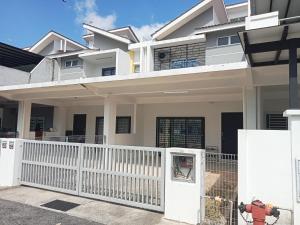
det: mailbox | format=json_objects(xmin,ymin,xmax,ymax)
[{"xmin": 172, "ymin": 153, "xmax": 195, "ymax": 183}]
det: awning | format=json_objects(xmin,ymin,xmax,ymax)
[
  {"xmin": 250, "ymin": 0, "xmax": 300, "ymax": 19},
  {"xmin": 0, "ymin": 42, "xmax": 44, "ymax": 68},
  {"xmin": 239, "ymin": 22, "xmax": 300, "ymax": 67}
]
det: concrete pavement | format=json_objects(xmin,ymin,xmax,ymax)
[{"xmin": 0, "ymin": 186, "xmax": 185, "ymax": 225}]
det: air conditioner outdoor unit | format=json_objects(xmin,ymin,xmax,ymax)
[{"xmin": 158, "ymin": 51, "xmax": 170, "ymax": 61}]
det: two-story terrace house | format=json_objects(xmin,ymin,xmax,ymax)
[{"xmin": 0, "ymin": 0, "xmax": 298, "ymax": 156}]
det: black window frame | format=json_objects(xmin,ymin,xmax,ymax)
[
  {"xmin": 102, "ymin": 67, "xmax": 116, "ymax": 76},
  {"xmin": 156, "ymin": 117, "xmax": 205, "ymax": 149},
  {"xmin": 116, "ymin": 116, "xmax": 131, "ymax": 134}
]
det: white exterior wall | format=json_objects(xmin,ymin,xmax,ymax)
[
  {"xmin": 238, "ymin": 130, "xmax": 293, "ymax": 225},
  {"xmin": 141, "ymin": 101, "xmax": 242, "ymax": 150},
  {"xmin": 116, "ymin": 49, "xmax": 131, "ymax": 75}
]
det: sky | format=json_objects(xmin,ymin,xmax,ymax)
[{"xmin": 0, "ymin": 0, "xmax": 245, "ymax": 48}]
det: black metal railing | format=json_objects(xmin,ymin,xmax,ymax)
[{"xmin": 154, "ymin": 42, "xmax": 206, "ymax": 71}]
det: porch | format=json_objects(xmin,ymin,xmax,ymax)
[{"xmin": 0, "ymin": 63, "xmax": 294, "ymax": 154}]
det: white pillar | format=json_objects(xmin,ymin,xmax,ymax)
[
  {"xmin": 17, "ymin": 100, "xmax": 31, "ymax": 139},
  {"xmin": 103, "ymin": 98, "xmax": 116, "ymax": 145},
  {"xmin": 53, "ymin": 106, "xmax": 67, "ymax": 136},
  {"xmin": 146, "ymin": 45, "xmax": 153, "ymax": 72},
  {"xmin": 243, "ymin": 87, "xmax": 257, "ymax": 129},
  {"xmin": 284, "ymin": 110, "xmax": 300, "ymax": 225},
  {"xmin": 139, "ymin": 46, "xmax": 144, "ymax": 73}
]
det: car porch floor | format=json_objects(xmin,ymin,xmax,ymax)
[{"xmin": 0, "ymin": 186, "xmax": 185, "ymax": 225}]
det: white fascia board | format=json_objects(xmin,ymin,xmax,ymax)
[
  {"xmin": 152, "ymin": 0, "xmax": 213, "ymax": 40},
  {"xmin": 129, "ymin": 34, "xmax": 206, "ymax": 50},
  {"xmin": 30, "ymin": 32, "xmax": 87, "ymax": 53},
  {"xmin": 0, "ymin": 61, "xmax": 248, "ymax": 93},
  {"xmin": 194, "ymin": 21, "xmax": 245, "ymax": 35},
  {"xmin": 225, "ymin": 2, "xmax": 248, "ymax": 10},
  {"xmin": 83, "ymin": 24, "xmax": 131, "ymax": 44},
  {"xmin": 47, "ymin": 50, "xmax": 95, "ymax": 59},
  {"xmin": 79, "ymin": 49, "xmax": 118, "ymax": 59}
]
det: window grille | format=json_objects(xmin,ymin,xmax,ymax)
[
  {"xmin": 116, "ymin": 116, "xmax": 131, "ymax": 134},
  {"xmin": 156, "ymin": 117, "xmax": 205, "ymax": 149}
]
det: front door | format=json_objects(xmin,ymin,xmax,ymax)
[
  {"xmin": 72, "ymin": 114, "xmax": 86, "ymax": 143},
  {"xmin": 221, "ymin": 112, "xmax": 243, "ymax": 155}
]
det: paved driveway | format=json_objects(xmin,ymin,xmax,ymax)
[
  {"xmin": 0, "ymin": 187, "xmax": 182, "ymax": 225},
  {"xmin": 0, "ymin": 198, "xmax": 103, "ymax": 225}
]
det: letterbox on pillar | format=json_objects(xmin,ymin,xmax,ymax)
[
  {"xmin": 164, "ymin": 148, "xmax": 205, "ymax": 225},
  {"xmin": 0, "ymin": 138, "xmax": 23, "ymax": 187}
]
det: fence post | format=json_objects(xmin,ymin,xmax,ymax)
[{"xmin": 76, "ymin": 143, "xmax": 83, "ymax": 195}]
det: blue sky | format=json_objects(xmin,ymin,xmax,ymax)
[{"xmin": 0, "ymin": 0, "xmax": 245, "ymax": 48}]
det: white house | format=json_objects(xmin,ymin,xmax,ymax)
[{"xmin": 0, "ymin": 0, "xmax": 298, "ymax": 156}]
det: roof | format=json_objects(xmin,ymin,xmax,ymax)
[
  {"xmin": 250, "ymin": 0, "xmax": 300, "ymax": 19},
  {"xmin": 109, "ymin": 26, "xmax": 139, "ymax": 43},
  {"xmin": 83, "ymin": 24, "xmax": 132, "ymax": 44},
  {"xmin": 29, "ymin": 31, "xmax": 87, "ymax": 54},
  {"xmin": 0, "ymin": 42, "xmax": 44, "ymax": 68},
  {"xmin": 151, "ymin": 0, "xmax": 228, "ymax": 40},
  {"xmin": 195, "ymin": 17, "xmax": 245, "ymax": 33}
]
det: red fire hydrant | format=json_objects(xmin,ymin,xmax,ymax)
[{"xmin": 239, "ymin": 200, "xmax": 280, "ymax": 225}]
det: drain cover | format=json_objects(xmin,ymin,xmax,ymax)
[{"xmin": 41, "ymin": 200, "xmax": 80, "ymax": 212}]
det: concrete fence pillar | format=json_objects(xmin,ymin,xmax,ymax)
[
  {"xmin": 17, "ymin": 100, "xmax": 32, "ymax": 139},
  {"xmin": 0, "ymin": 139, "xmax": 23, "ymax": 187},
  {"xmin": 164, "ymin": 148, "xmax": 205, "ymax": 224},
  {"xmin": 103, "ymin": 98, "xmax": 116, "ymax": 145},
  {"xmin": 284, "ymin": 110, "xmax": 300, "ymax": 225},
  {"xmin": 243, "ymin": 87, "xmax": 260, "ymax": 129}
]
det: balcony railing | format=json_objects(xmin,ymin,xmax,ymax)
[{"xmin": 154, "ymin": 42, "xmax": 206, "ymax": 71}]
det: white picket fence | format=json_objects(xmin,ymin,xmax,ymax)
[{"xmin": 20, "ymin": 140, "xmax": 165, "ymax": 212}]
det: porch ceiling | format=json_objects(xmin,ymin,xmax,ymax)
[{"xmin": 0, "ymin": 61, "xmax": 293, "ymax": 105}]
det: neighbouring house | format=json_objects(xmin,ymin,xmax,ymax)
[{"xmin": 0, "ymin": 0, "xmax": 299, "ymax": 157}]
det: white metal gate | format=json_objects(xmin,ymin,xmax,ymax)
[{"xmin": 20, "ymin": 140, "xmax": 165, "ymax": 212}]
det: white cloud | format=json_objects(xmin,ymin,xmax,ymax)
[
  {"xmin": 74, "ymin": 0, "xmax": 116, "ymax": 30},
  {"xmin": 132, "ymin": 23, "xmax": 165, "ymax": 41},
  {"xmin": 74, "ymin": 0, "xmax": 165, "ymax": 41}
]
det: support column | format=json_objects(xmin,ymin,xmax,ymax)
[
  {"xmin": 17, "ymin": 100, "xmax": 31, "ymax": 139},
  {"xmin": 53, "ymin": 106, "xmax": 67, "ymax": 136},
  {"xmin": 284, "ymin": 110, "xmax": 300, "ymax": 224},
  {"xmin": 289, "ymin": 47, "xmax": 299, "ymax": 109},
  {"xmin": 103, "ymin": 98, "xmax": 116, "ymax": 145},
  {"xmin": 243, "ymin": 87, "xmax": 258, "ymax": 129},
  {"xmin": 146, "ymin": 45, "xmax": 153, "ymax": 72}
]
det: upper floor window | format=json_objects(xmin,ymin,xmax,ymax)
[
  {"xmin": 102, "ymin": 67, "xmax": 116, "ymax": 76},
  {"xmin": 217, "ymin": 35, "xmax": 240, "ymax": 46},
  {"xmin": 65, "ymin": 59, "xmax": 80, "ymax": 68}
]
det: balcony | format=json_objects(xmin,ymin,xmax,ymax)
[{"xmin": 153, "ymin": 42, "xmax": 205, "ymax": 71}]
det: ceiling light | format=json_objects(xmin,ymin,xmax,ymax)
[{"xmin": 163, "ymin": 90, "xmax": 189, "ymax": 94}]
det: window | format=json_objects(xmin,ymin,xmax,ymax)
[
  {"xmin": 217, "ymin": 35, "xmax": 240, "ymax": 46},
  {"xmin": 102, "ymin": 67, "xmax": 116, "ymax": 76},
  {"xmin": 217, "ymin": 36, "xmax": 229, "ymax": 46},
  {"xmin": 266, "ymin": 114, "xmax": 288, "ymax": 130},
  {"xmin": 30, "ymin": 117, "xmax": 45, "ymax": 131},
  {"xmin": 134, "ymin": 64, "xmax": 140, "ymax": 73},
  {"xmin": 116, "ymin": 116, "xmax": 131, "ymax": 134},
  {"xmin": 230, "ymin": 35, "xmax": 240, "ymax": 44},
  {"xmin": 64, "ymin": 59, "xmax": 80, "ymax": 68},
  {"xmin": 156, "ymin": 117, "xmax": 205, "ymax": 149}
]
